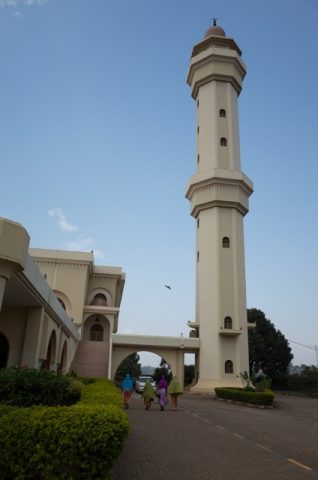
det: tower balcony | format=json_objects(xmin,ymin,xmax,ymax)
[
  {"xmin": 185, "ymin": 168, "xmax": 253, "ymax": 218},
  {"xmin": 219, "ymin": 327, "xmax": 242, "ymax": 337}
]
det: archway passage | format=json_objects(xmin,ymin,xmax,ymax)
[
  {"xmin": 0, "ymin": 333, "xmax": 9, "ymax": 368},
  {"xmin": 42, "ymin": 331, "xmax": 56, "ymax": 370}
]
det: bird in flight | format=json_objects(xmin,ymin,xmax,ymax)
[{"xmin": 164, "ymin": 285, "xmax": 171, "ymax": 290}]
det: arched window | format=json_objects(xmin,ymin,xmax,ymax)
[
  {"xmin": 0, "ymin": 333, "xmax": 9, "ymax": 369},
  {"xmin": 222, "ymin": 237, "xmax": 230, "ymax": 248},
  {"xmin": 57, "ymin": 298, "xmax": 66, "ymax": 310},
  {"xmin": 219, "ymin": 109, "xmax": 226, "ymax": 118},
  {"xmin": 220, "ymin": 137, "xmax": 227, "ymax": 147},
  {"xmin": 90, "ymin": 293, "xmax": 107, "ymax": 307},
  {"xmin": 224, "ymin": 317, "xmax": 232, "ymax": 329},
  {"xmin": 225, "ymin": 360, "xmax": 233, "ymax": 374},
  {"xmin": 90, "ymin": 324, "xmax": 104, "ymax": 342}
]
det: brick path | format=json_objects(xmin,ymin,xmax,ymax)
[{"xmin": 112, "ymin": 392, "xmax": 318, "ymax": 480}]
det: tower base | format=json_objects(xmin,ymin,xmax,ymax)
[{"xmin": 190, "ymin": 377, "xmax": 242, "ymax": 395}]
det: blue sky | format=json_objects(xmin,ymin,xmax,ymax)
[{"xmin": 1, "ymin": 0, "xmax": 317, "ymax": 367}]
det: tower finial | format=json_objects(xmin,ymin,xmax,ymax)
[{"xmin": 212, "ymin": 17, "xmax": 217, "ymax": 26}]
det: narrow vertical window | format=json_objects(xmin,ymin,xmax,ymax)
[
  {"xmin": 197, "ymin": 100, "xmax": 199, "ymax": 108},
  {"xmin": 197, "ymin": 218, "xmax": 200, "ymax": 229},
  {"xmin": 225, "ymin": 360, "xmax": 233, "ymax": 374},
  {"xmin": 224, "ymin": 317, "xmax": 232, "ymax": 329},
  {"xmin": 197, "ymin": 126, "xmax": 200, "ymax": 134},
  {"xmin": 219, "ymin": 109, "xmax": 226, "ymax": 118},
  {"xmin": 222, "ymin": 237, "xmax": 230, "ymax": 248},
  {"xmin": 197, "ymin": 251, "xmax": 199, "ymax": 262},
  {"xmin": 197, "ymin": 154, "xmax": 200, "ymax": 164},
  {"xmin": 220, "ymin": 137, "xmax": 227, "ymax": 146}
]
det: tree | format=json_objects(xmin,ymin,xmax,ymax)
[
  {"xmin": 115, "ymin": 353, "xmax": 141, "ymax": 380},
  {"xmin": 153, "ymin": 358, "xmax": 171, "ymax": 383},
  {"xmin": 248, "ymin": 308, "xmax": 293, "ymax": 384}
]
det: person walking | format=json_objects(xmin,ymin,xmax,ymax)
[
  {"xmin": 168, "ymin": 375, "xmax": 183, "ymax": 411},
  {"xmin": 157, "ymin": 375, "xmax": 168, "ymax": 411},
  {"xmin": 121, "ymin": 373, "xmax": 133, "ymax": 409},
  {"xmin": 142, "ymin": 379, "xmax": 155, "ymax": 410}
]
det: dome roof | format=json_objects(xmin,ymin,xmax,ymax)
[{"xmin": 204, "ymin": 20, "xmax": 226, "ymax": 39}]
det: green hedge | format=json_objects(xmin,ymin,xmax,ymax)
[
  {"xmin": 80, "ymin": 378, "xmax": 123, "ymax": 408},
  {"xmin": 0, "ymin": 367, "xmax": 81, "ymax": 406},
  {"xmin": 0, "ymin": 379, "xmax": 129, "ymax": 480},
  {"xmin": 215, "ymin": 387, "xmax": 275, "ymax": 406}
]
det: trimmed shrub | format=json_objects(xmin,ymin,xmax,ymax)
[
  {"xmin": 215, "ymin": 387, "xmax": 275, "ymax": 406},
  {"xmin": 0, "ymin": 367, "xmax": 81, "ymax": 406},
  {"xmin": 0, "ymin": 379, "xmax": 129, "ymax": 479},
  {"xmin": 80, "ymin": 378, "xmax": 123, "ymax": 408}
]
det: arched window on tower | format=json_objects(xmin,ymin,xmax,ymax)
[
  {"xmin": 220, "ymin": 137, "xmax": 227, "ymax": 147},
  {"xmin": 225, "ymin": 360, "xmax": 233, "ymax": 374},
  {"xmin": 224, "ymin": 317, "xmax": 232, "ymax": 329},
  {"xmin": 90, "ymin": 324, "xmax": 104, "ymax": 342},
  {"xmin": 222, "ymin": 237, "xmax": 230, "ymax": 248},
  {"xmin": 90, "ymin": 293, "xmax": 107, "ymax": 307},
  {"xmin": 219, "ymin": 109, "xmax": 226, "ymax": 118}
]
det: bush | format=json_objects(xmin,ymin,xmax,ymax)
[
  {"xmin": 0, "ymin": 367, "xmax": 81, "ymax": 406},
  {"xmin": 215, "ymin": 387, "xmax": 275, "ymax": 406},
  {"xmin": 80, "ymin": 378, "xmax": 123, "ymax": 408},
  {"xmin": 0, "ymin": 379, "xmax": 129, "ymax": 480}
]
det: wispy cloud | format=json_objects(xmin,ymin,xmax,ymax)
[
  {"xmin": 48, "ymin": 208, "xmax": 107, "ymax": 262},
  {"xmin": 0, "ymin": 0, "xmax": 47, "ymax": 13},
  {"xmin": 24, "ymin": 0, "xmax": 48, "ymax": 5},
  {"xmin": 0, "ymin": 0, "xmax": 17, "ymax": 6},
  {"xmin": 48, "ymin": 208, "xmax": 79, "ymax": 232}
]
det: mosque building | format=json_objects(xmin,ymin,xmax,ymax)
[{"xmin": 0, "ymin": 21, "xmax": 252, "ymax": 393}]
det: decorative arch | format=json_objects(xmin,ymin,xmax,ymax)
[
  {"xmin": 225, "ymin": 360, "xmax": 234, "ymax": 374},
  {"xmin": 82, "ymin": 315, "xmax": 110, "ymax": 342},
  {"xmin": 90, "ymin": 324, "xmax": 104, "ymax": 342},
  {"xmin": 0, "ymin": 332, "xmax": 9, "ymax": 369},
  {"xmin": 87, "ymin": 288, "xmax": 112, "ymax": 307},
  {"xmin": 222, "ymin": 237, "xmax": 230, "ymax": 248},
  {"xmin": 42, "ymin": 330, "xmax": 57, "ymax": 370},
  {"xmin": 53, "ymin": 290, "xmax": 72, "ymax": 316},
  {"xmin": 224, "ymin": 317, "xmax": 232, "ymax": 329},
  {"xmin": 111, "ymin": 347, "xmax": 178, "ymax": 381},
  {"xmin": 57, "ymin": 340, "xmax": 67, "ymax": 375}
]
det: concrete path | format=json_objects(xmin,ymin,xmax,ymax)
[{"xmin": 112, "ymin": 392, "xmax": 318, "ymax": 480}]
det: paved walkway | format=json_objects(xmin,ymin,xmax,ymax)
[{"xmin": 112, "ymin": 392, "xmax": 318, "ymax": 480}]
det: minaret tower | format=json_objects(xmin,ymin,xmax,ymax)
[{"xmin": 186, "ymin": 21, "xmax": 253, "ymax": 392}]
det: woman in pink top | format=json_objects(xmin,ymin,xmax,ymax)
[{"xmin": 157, "ymin": 375, "xmax": 168, "ymax": 411}]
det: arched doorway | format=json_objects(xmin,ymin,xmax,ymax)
[
  {"xmin": 0, "ymin": 333, "xmax": 9, "ymax": 368},
  {"xmin": 57, "ymin": 341, "xmax": 67, "ymax": 375},
  {"xmin": 42, "ymin": 331, "xmax": 57, "ymax": 370}
]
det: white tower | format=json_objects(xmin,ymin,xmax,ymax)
[{"xmin": 185, "ymin": 21, "xmax": 253, "ymax": 393}]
